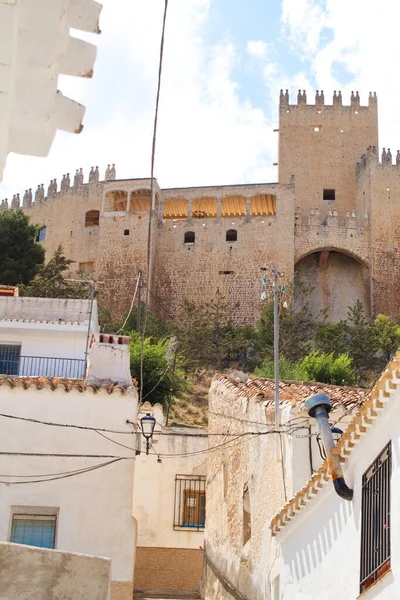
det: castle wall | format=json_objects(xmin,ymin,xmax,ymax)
[
  {"xmin": 153, "ymin": 183, "xmax": 295, "ymax": 325},
  {"xmin": 357, "ymin": 151, "xmax": 400, "ymax": 317},
  {"xmin": 279, "ymin": 90, "xmax": 378, "ymax": 214}
]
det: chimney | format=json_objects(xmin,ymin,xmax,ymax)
[
  {"xmin": 85, "ymin": 334, "xmax": 132, "ymax": 387},
  {"xmin": 305, "ymin": 393, "xmax": 353, "ymax": 501}
]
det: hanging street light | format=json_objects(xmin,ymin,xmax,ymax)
[{"xmin": 140, "ymin": 413, "xmax": 156, "ymax": 455}]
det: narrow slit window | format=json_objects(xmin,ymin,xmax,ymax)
[
  {"xmin": 226, "ymin": 229, "xmax": 237, "ymax": 242},
  {"xmin": 37, "ymin": 227, "xmax": 46, "ymax": 242},
  {"xmin": 184, "ymin": 231, "xmax": 195, "ymax": 244},
  {"xmin": 323, "ymin": 189, "xmax": 335, "ymax": 201}
]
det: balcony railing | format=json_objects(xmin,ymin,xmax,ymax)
[{"xmin": 0, "ymin": 355, "xmax": 85, "ymax": 379}]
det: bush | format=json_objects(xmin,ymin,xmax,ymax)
[{"xmin": 299, "ymin": 351, "xmax": 356, "ymax": 386}]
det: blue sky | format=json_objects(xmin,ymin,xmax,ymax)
[{"xmin": 1, "ymin": 0, "xmax": 398, "ymax": 199}]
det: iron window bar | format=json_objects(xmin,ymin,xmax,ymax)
[
  {"xmin": 174, "ymin": 474, "xmax": 206, "ymax": 531},
  {"xmin": 360, "ymin": 441, "xmax": 391, "ymax": 593}
]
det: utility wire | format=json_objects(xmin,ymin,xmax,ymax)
[
  {"xmin": 116, "ymin": 274, "xmax": 140, "ymax": 334},
  {"xmin": 0, "ymin": 412, "xmax": 135, "ymax": 434},
  {"xmin": 140, "ymin": 0, "xmax": 169, "ymax": 405}
]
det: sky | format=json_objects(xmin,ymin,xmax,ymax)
[{"xmin": 1, "ymin": 0, "xmax": 398, "ymax": 199}]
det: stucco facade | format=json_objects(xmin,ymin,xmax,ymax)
[
  {"xmin": 274, "ymin": 352, "xmax": 400, "ymax": 600},
  {"xmin": 3, "ymin": 90, "xmax": 395, "ymax": 324},
  {"xmin": 204, "ymin": 374, "xmax": 368, "ymax": 599},
  {"xmin": 0, "ymin": 337, "xmax": 138, "ymax": 600},
  {"xmin": 133, "ymin": 402, "xmax": 207, "ymax": 595}
]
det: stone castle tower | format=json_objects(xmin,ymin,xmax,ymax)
[{"xmin": 3, "ymin": 91, "xmax": 399, "ymax": 324}]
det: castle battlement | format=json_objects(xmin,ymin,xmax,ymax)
[
  {"xmin": 279, "ymin": 89, "xmax": 377, "ymax": 109},
  {"xmin": 296, "ymin": 208, "xmax": 367, "ymax": 232},
  {"xmin": 0, "ymin": 165, "xmax": 116, "ymax": 211}
]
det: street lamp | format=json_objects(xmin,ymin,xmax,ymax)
[{"xmin": 140, "ymin": 413, "xmax": 156, "ymax": 455}]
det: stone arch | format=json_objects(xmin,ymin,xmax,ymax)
[{"xmin": 294, "ymin": 248, "xmax": 370, "ymax": 323}]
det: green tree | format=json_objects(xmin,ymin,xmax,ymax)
[
  {"xmin": 129, "ymin": 333, "xmax": 188, "ymax": 407},
  {"xmin": 253, "ymin": 284, "xmax": 315, "ymax": 365},
  {"xmin": 341, "ymin": 300, "xmax": 376, "ymax": 377},
  {"xmin": 20, "ymin": 245, "xmax": 88, "ymax": 299},
  {"xmin": 372, "ymin": 314, "xmax": 400, "ymax": 362},
  {"xmin": 0, "ymin": 209, "xmax": 44, "ymax": 285},
  {"xmin": 174, "ymin": 291, "xmax": 255, "ymax": 370},
  {"xmin": 299, "ymin": 351, "xmax": 356, "ymax": 386}
]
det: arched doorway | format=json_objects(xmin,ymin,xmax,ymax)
[{"xmin": 294, "ymin": 250, "xmax": 370, "ymax": 322}]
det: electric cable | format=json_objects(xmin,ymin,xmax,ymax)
[
  {"xmin": 0, "ymin": 412, "xmax": 135, "ymax": 434},
  {"xmin": 140, "ymin": 0, "xmax": 169, "ymax": 405},
  {"xmin": 94, "ymin": 429, "xmax": 136, "ymax": 452},
  {"xmin": 116, "ymin": 274, "xmax": 140, "ymax": 334}
]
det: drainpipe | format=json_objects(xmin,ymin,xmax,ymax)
[{"xmin": 305, "ymin": 393, "xmax": 353, "ymax": 501}]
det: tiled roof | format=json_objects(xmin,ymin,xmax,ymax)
[
  {"xmin": 213, "ymin": 373, "xmax": 369, "ymax": 411},
  {"xmin": 270, "ymin": 350, "xmax": 400, "ymax": 536},
  {"xmin": 0, "ymin": 376, "xmax": 135, "ymax": 395}
]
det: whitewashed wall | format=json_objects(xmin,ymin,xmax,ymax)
[
  {"xmin": 0, "ymin": 382, "xmax": 138, "ymax": 585},
  {"xmin": 278, "ymin": 391, "xmax": 400, "ymax": 600},
  {"xmin": 133, "ymin": 404, "xmax": 207, "ymax": 549}
]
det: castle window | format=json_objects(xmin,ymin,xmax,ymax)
[
  {"xmin": 226, "ymin": 229, "xmax": 237, "ymax": 242},
  {"xmin": 184, "ymin": 231, "xmax": 195, "ymax": 244},
  {"xmin": 313, "ymin": 125, "xmax": 321, "ymax": 132},
  {"xmin": 37, "ymin": 227, "xmax": 46, "ymax": 242},
  {"xmin": 79, "ymin": 261, "xmax": 94, "ymax": 274},
  {"xmin": 85, "ymin": 210, "xmax": 100, "ymax": 227},
  {"xmin": 323, "ymin": 189, "xmax": 335, "ymax": 201},
  {"xmin": 124, "ymin": 229, "xmax": 130, "ymax": 236}
]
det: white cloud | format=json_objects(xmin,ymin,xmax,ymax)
[
  {"xmin": 246, "ymin": 40, "xmax": 270, "ymax": 59},
  {"xmin": 0, "ymin": 0, "xmax": 278, "ymax": 201},
  {"xmin": 281, "ymin": 0, "xmax": 400, "ymax": 153}
]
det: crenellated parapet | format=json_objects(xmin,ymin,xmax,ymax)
[
  {"xmin": 279, "ymin": 89, "xmax": 377, "ymax": 109},
  {"xmin": 7, "ymin": 164, "xmax": 117, "ymax": 211},
  {"xmin": 296, "ymin": 208, "xmax": 367, "ymax": 231}
]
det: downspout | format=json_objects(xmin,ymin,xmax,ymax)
[{"xmin": 305, "ymin": 393, "xmax": 353, "ymax": 501}]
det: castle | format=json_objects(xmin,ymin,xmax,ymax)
[{"xmin": 2, "ymin": 90, "xmax": 399, "ymax": 324}]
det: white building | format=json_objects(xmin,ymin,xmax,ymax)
[
  {"xmin": 0, "ymin": 331, "xmax": 138, "ymax": 600},
  {"xmin": 0, "ymin": 0, "xmax": 102, "ymax": 181},
  {"xmin": 133, "ymin": 401, "xmax": 207, "ymax": 597},
  {"xmin": 0, "ymin": 296, "xmax": 99, "ymax": 378},
  {"xmin": 204, "ymin": 373, "xmax": 369, "ymax": 600},
  {"xmin": 271, "ymin": 352, "xmax": 400, "ymax": 600}
]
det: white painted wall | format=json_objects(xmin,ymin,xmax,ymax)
[
  {"xmin": 278, "ymin": 391, "xmax": 400, "ymax": 600},
  {"xmin": 0, "ymin": 382, "xmax": 138, "ymax": 584},
  {"xmin": 133, "ymin": 403, "xmax": 207, "ymax": 549},
  {"xmin": 0, "ymin": 297, "xmax": 99, "ymax": 376}
]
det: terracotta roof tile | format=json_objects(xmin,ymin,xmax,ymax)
[
  {"xmin": 0, "ymin": 376, "xmax": 134, "ymax": 395},
  {"xmin": 213, "ymin": 373, "xmax": 369, "ymax": 411}
]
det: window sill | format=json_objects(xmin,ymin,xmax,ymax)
[{"xmin": 358, "ymin": 564, "xmax": 392, "ymax": 598}]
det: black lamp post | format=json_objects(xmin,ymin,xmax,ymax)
[{"xmin": 140, "ymin": 413, "xmax": 156, "ymax": 455}]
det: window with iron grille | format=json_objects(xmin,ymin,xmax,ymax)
[
  {"xmin": 360, "ymin": 442, "xmax": 391, "ymax": 593},
  {"xmin": 174, "ymin": 475, "xmax": 206, "ymax": 530},
  {"xmin": 10, "ymin": 514, "xmax": 56, "ymax": 549},
  {"xmin": 0, "ymin": 344, "xmax": 21, "ymax": 375}
]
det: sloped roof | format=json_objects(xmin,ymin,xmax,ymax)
[
  {"xmin": 213, "ymin": 373, "xmax": 369, "ymax": 412},
  {"xmin": 0, "ymin": 376, "xmax": 135, "ymax": 395},
  {"xmin": 270, "ymin": 351, "xmax": 400, "ymax": 536}
]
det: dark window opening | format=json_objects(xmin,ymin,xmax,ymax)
[
  {"xmin": 174, "ymin": 475, "xmax": 206, "ymax": 530},
  {"xmin": 37, "ymin": 227, "xmax": 46, "ymax": 242},
  {"xmin": 85, "ymin": 210, "xmax": 100, "ymax": 227},
  {"xmin": 226, "ymin": 229, "xmax": 237, "ymax": 242},
  {"xmin": 124, "ymin": 229, "xmax": 130, "ymax": 236},
  {"xmin": 360, "ymin": 442, "xmax": 391, "ymax": 593},
  {"xmin": 0, "ymin": 344, "xmax": 21, "ymax": 375},
  {"xmin": 219, "ymin": 270, "xmax": 234, "ymax": 275},
  {"xmin": 323, "ymin": 189, "xmax": 335, "ymax": 201},
  {"xmin": 243, "ymin": 483, "xmax": 251, "ymax": 545},
  {"xmin": 184, "ymin": 231, "xmax": 195, "ymax": 244}
]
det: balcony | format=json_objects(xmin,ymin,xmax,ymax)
[{"xmin": 0, "ymin": 350, "xmax": 85, "ymax": 379}]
